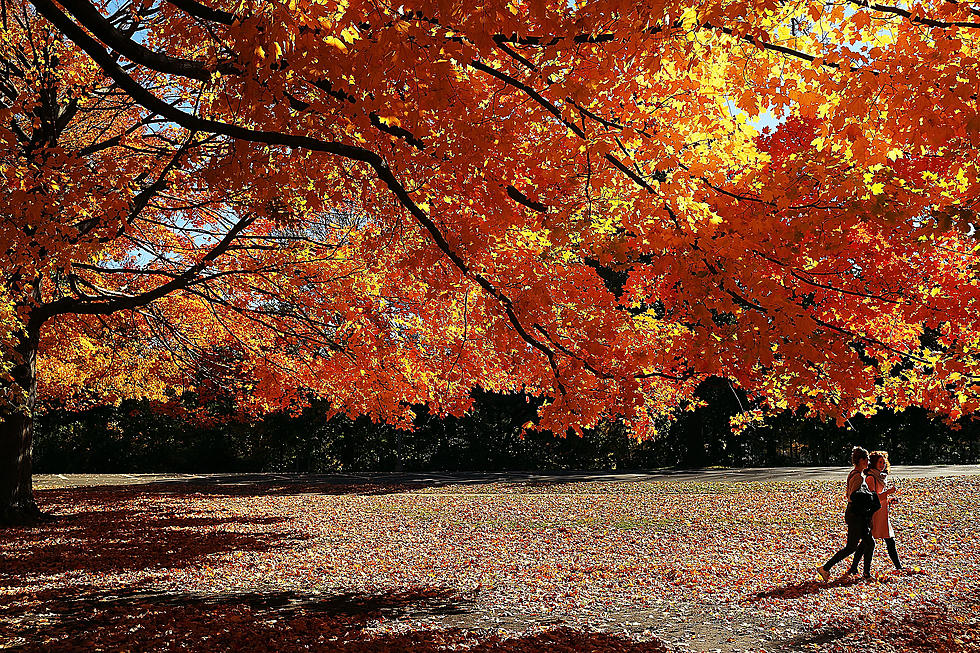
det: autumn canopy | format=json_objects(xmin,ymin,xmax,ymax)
[{"xmin": 1, "ymin": 0, "xmax": 979, "ymax": 520}]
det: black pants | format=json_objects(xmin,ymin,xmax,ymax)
[
  {"xmin": 822, "ymin": 508, "xmax": 874, "ymax": 576},
  {"xmin": 850, "ymin": 537, "xmax": 901, "ymax": 572}
]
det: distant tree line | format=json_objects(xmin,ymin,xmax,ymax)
[{"xmin": 33, "ymin": 378, "xmax": 980, "ymax": 473}]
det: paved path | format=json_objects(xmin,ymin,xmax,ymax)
[{"xmin": 33, "ymin": 464, "xmax": 980, "ymax": 490}]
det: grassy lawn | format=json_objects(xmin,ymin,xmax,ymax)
[{"xmin": 2, "ymin": 477, "xmax": 978, "ymax": 652}]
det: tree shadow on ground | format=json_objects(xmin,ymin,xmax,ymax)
[
  {"xmin": 27, "ymin": 477, "xmax": 606, "ymax": 523},
  {"xmin": 781, "ymin": 587, "xmax": 980, "ymax": 652},
  {"xmin": 35, "ymin": 470, "xmax": 682, "ymax": 500},
  {"xmin": 0, "ymin": 495, "xmax": 297, "ymax": 585},
  {"xmin": 0, "ymin": 585, "xmax": 671, "ymax": 652},
  {"xmin": 37, "ymin": 478, "xmax": 446, "ymax": 501},
  {"xmin": 37, "ymin": 467, "xmax": 854, "ymax": 502}
]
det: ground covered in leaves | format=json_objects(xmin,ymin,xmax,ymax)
[{"xmin": 3, "ymin": 476, "xmax": 979, "ymax": 652}]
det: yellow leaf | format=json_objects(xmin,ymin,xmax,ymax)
[
  {"xmin": 325, "ymin": 36, "xmax": 348, "ymax": 52},
  {"xmin": 341, "ymin": 26, "xmax": 360, "ymax": 44}
]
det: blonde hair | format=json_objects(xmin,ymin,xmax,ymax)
[{"xmin": 869, "ymin": 450, "xmax": 890, "ymax": 474}]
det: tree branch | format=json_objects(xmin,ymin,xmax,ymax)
[
  {"xmin": 39, "ymin": 214, "xmax": 255, "ymax": 320},
  {"xmin": 54, "ymin": 0, "xmax": 234, "ymax": 80},
  {"xmin": 849, "ymin": 0, "xmax": 980, "ymax": 29},
  {"xmin": 702, "ymin": 22, "xmax": 855, "ymax": 72},
  {"xmin": 163, "ymin": 0, "xmax": 235, "ymax": 26}
]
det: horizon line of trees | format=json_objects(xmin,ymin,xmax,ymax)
[{"xmin": 34, "ymin": 378, "xmax": 980, "ymax": 474}]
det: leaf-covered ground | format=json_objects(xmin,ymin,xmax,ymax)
[{"xmin": 3, "ymin": 476, "xmax": 979, "ymax": 652}]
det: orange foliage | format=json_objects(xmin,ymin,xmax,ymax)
[{"xmin": 3, "ymin": 0, "xmax": 980, "ymax": 435}]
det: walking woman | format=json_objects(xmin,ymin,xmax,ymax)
[
  {"xmin": 816, "ymin": 446, "xmax": 877, "ymax": 581},
  {"xmin": 848, "ymin": 450, "xmax": 902, "ymax": 573}
]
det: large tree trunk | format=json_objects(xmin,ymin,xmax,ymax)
[{"xmin": 0, "ymin": 329, "xmax": 41, "ymax": 526}]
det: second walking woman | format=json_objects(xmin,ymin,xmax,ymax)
[{"xmin": 848, "ymin": 450, "xmax": 902, "ymax": 574}]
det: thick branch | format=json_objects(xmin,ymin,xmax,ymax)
[
  {"xmin": 163, "ymin": 0, "xmax": 235, "ymax": 25},
  {"xmin": 506, "ymin": 185, "xmax": 548, "ymax": 213},
  {"xmin": 849, "ymin": 0, "xmax": 980, "ymax": 29},
  {"xmin": 369, "ymin": 112, "xmax": 425, "ymax": 150},
  {"xmin": 54, "ymin": 0, "xmax": 226, "ymax": 80}
]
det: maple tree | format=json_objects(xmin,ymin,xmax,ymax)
[{"xmin": 3, "ymin": 0, "xmax": 980, "ymax": 523}]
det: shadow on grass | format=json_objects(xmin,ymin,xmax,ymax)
[
  {"xmin": 0, "ymin": 585, "xmax": 671, "ymax": 652},
  {"xmin": 37, "ymin": 477, "xmax": 446, "ymax": 500},
  {"xmin": 34, "ymin": 467, "xmax": 858, "ymax": 502},
  {"xmin": 35, "ymin": 469, "xmax": 737, "ymax": 500},
  {"xmin": 0, "ymin": 493, "xmax": 298, "ymax": 585}
]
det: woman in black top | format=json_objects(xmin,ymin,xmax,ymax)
[{"xmin": 816, "ymin": 446, "xmax": 876, "ymax": 580}]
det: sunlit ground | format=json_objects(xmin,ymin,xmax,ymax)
[{"xmin": 2, "ymin": 477, "xmax": 978, "ymax": 652}]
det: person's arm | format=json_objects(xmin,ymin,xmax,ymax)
[
  {"xmin": 846, "ymin": 469, "xmax": 863, "ymax": 498},
  {"xmin": 889, "ymin": 475, "xmax": 900, "ymax": 500},
  {"xmin": 872, "ymin": 472, "xmax": 896, "ymax": 497}
]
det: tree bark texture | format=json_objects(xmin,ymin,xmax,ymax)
[{"xmin": 0, "ymin": 330, "xmax": 40, "ymax": 526}]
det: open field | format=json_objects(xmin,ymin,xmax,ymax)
[{"xmin": 3, "ymin": 471, "xmax": 979, "ymax": 652}]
